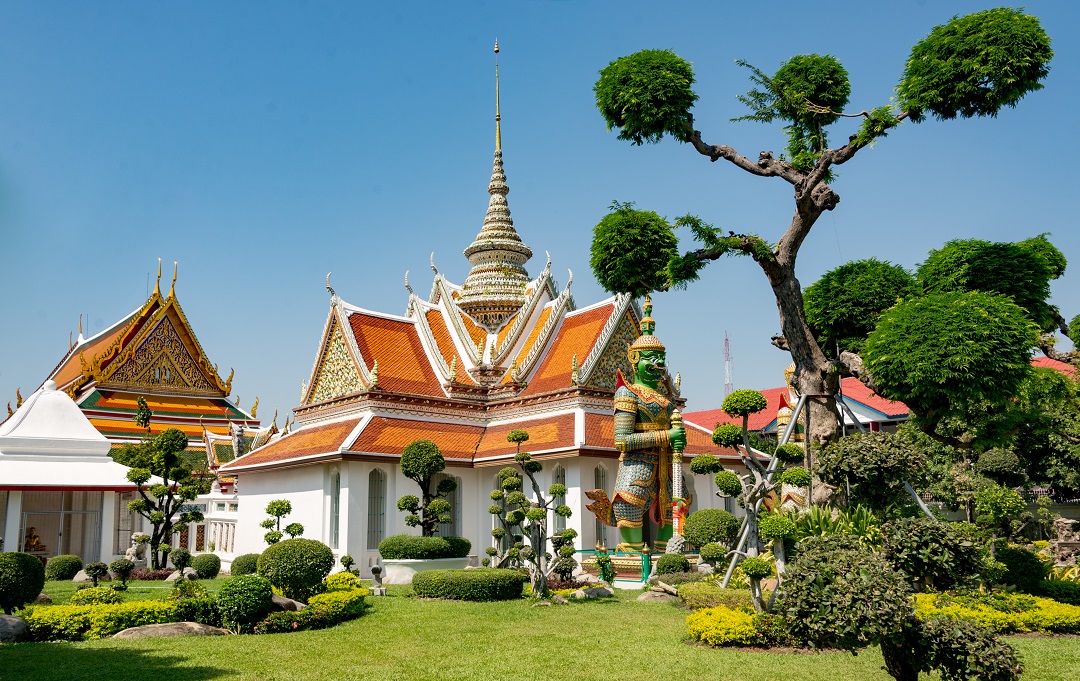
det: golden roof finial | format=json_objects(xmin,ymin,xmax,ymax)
[
  {"xmin": 153, "ymin": 258, "xmax": 162, "ymax": 298},
  {"xmin": 251, "ymin": 397, "xmax": 259, "ymax": 418},
  {"xmin": 16, "ymin": 388, "xmax": 23, "ymax": 408},
  {"xmin": 6, "ymin": 402, "xmax": 12, "ymax": 417},
  {"xmin": 78, "ymin": 314, "xmax": 83, "ymax": 337},
  {"xmin": 271, "ymin": 409, "xmax": 278, "ymax": 430},
  {"xmin": 168, "ymin": 260, "xmax": 177, "ymax": 298},
  {"xmin": 494, "ymin": 39, "xmax": 501, "ymax": 152}
]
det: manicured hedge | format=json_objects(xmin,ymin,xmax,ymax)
[
  {"xmin": 378, "ymin": 534, "xmax": 471, "ymax": 560},
  {"xmin": 0, "ymin": 551, "xmax": 46, "ymax": 614},
  {"xmin": 230, "ymin": 553, "xmax": 261, "ymax": 576},
  {"xmin": 677, "ymin": 582, "xmax": 754, "ymax": 612},
  {"xmin": 412, "ymin": 569, "xmax": 526, "ymax": 601},
  {"xmin": 45, "ymin": 554, "xmax": 83, "ymax": 581},
  {"xmin": 69, "ymin": 586, "xmax": 122, "ymax": 606},
  {"xmin": 1036, "ymin": 580, "xmax": 1080, "ymax": 606},
  {"xmin": 191, "ymin": 553, "xmax": 222, "ymax": 579},
  {"xmin": 686, "ymin": 605, "xmax": 759, "ymax": 646},
  {"xmin": 914, "ymin": 592, "xmax": 1080, "ymax": 634},
  {"xmin": 307, "ymin": 589, "xmax": 367, "ymax": 620},
  {"xmin": 24, "ymin": 601, "xmax": 180, "ymax": 641},
  {"xmin": 655, "ymin": 553, "xmax": 690, "ymax": 575},
  {"xmin": 258, "ymin": 538, "xmax": 335, "ymax": 601}
]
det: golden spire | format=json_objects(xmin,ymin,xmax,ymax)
[
  {"xmin": 168, "ymin": 260, "xmax": 177, "ymax": 298},
  {"xmin": 494, "ymin": 39, "xmax": 502, "ymax": 152},
  {"xmin": 153, "ymin": 258, "xmax": 162, "ymax": 298}
]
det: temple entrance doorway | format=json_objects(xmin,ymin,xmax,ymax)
[{"xmin": 18, "ymin": 490, "xmax": 103, "ymax": 563}]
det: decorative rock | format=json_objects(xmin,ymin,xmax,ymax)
[
  {"xmin": 73, "ymin": 569, "xmax": 111, "ymax": 583},
  {"xmin": 696, "ymin": 562, "xmax": 715, "ymax": 574},
  {"xmin": 552, "ymin": 594, "xmax": 569, "ymax": 605},
  {"xmin": 532, "ymin": 600, "xmax": 552, "ymax": 607},
  {"xmin": 113, "ymin": 622, "xmax": 230, "ymax": 639},
  {"xmin": 571, "ymin": 586, "xmax": 615, "ymax": 600},
  {"xmin": 269, "ymin": 595, "xmax": 307, "ymax": 612},
  {"xmin": 0, "ymin": 615, "xmax": 28, "ymax": 643},
  {"xmin": 34, "ymin": 592, "xmax": 52, "ymax": 605},
  {"xmin": 164, "ymin": 567, "xmax": 198, "ymax": 583},
  {"xmin": 665, "ymin": 536, "xmax": 688, "ymax": 554},
  {"xmin": 637, "ymin": 591, "xmax": 678, "ymax": 604}
]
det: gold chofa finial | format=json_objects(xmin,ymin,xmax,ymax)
[
  {"xmin": 16, "ymin": 388, "xmax": 23, "ymax": 408},
  {"xmin": 153, "ymin": 258, "xmax": 162, "ymax": 297},
  {"xmin": 494, "ymin": 39, "xmax": 502, "ymax": 152},
  {"xmin": 168, "ymin": 261, "xmax": 177, "ymax": 298}
]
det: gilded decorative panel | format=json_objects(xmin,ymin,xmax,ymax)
[
  {"xmin": 310, "ymin": 322, "xmax": 364, "ymax": 404},
  {"xmin": 104, "ymin": 317, "xmax": 217, "ymax": 394},
  {"xmin": 587, "ymin": 312, "xmax": 639, "ymax": 391}
]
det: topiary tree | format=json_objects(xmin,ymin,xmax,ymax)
[
  {"xmin": 111, "ymin": 398, "xmax": 208, "ymax": 569},
  {"xmin": 191, "ymin": 553, "xmax": 221, "ymax": 579},
  {"xmin": 974, "ymin": 449, "xmax": 1027, "ymax": 489},
  {"xmin": 230, "ymin": 553, "xmax": 260, "ymax": 576},
  {"xmin": 487, "ymin": 429, "xmax": 574, "ymax": 597},
  {"xmin": 398, "ymin": 439, "xmax": 456, "ymax": 537},
  {"xmin": 591, "ymin": 8, "xmax": 1056, "ymax": 447},
  {"xmin": 996, "ymin": 547, "xmax": 1045, "ymax": 593},
  {"xmin": 109, "ymin": 558, "xmax": 135, "ymax": 590},
  {"xmin": 84, "ymin": 562, "xmax": 109, "ymax": 588},
  {"xmin": 0, "ymin": 552, "xmax": 46, "ymax": 614},
  {"xmin": 170, "ymin": 547, "xmax": 192, "ymax": 573},
  {"xmin": 817, "ymin": 432, "xmax": 926, "ymax": 515},
  {"xmin": 682, "ymin": 508, "xmax": 739, "ymax": 551},
  {"xmin": 257, "ymin": 537, "xmax": 335, "ymax": 602},
  {"xmin": 217, "ymin": 574, "xmax": 273, "ymax": 633},
  {"xmin": 260, "ymin": 499, "xmax": 302, "ymax": 545},
  {"xmin": 44, "ymin": 554, "xmax": 82, "ymax": 582}
]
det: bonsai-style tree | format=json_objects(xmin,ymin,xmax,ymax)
[
  {"xmin": 260, "ymin": 499, "xmax": 304, "ymax": 545},
  {"xmin": 112, "ymin": 398, "xmax": 207, "ymax": 569},
  {"xmin": 591, "ymin": 8, "xmax": 1055, "ymax": 446},
  {"xmin": 817, "ymin": 432, "xmax": 927, "ymax": 516},
  {"xmin": 397, "ymin": 439, "xmax": 456, "ymax": 537},
  {"xmin": 487, "ymin": 429, "xmax": 575, "ymax": 596}
]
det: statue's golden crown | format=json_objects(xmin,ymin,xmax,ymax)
[{"xmin": 628, "ymin": 294, "xmax": 666, "ymax": 361}]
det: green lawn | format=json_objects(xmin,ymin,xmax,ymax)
[{"xmin": 2, "ymin": 586, "xmax": 1079, "ymax": 681}]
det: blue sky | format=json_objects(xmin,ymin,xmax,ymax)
[{"xmin": 1, "ymin": 1, "xmax": 1076, "ymax": 424}]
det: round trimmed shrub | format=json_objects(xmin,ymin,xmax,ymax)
[
  {"xmin": 974, "ymin": 449, "xmax": 1027, "ymax": 488},
  {"xmin": 378, "ymin": 534, "xmax": 467, "ymax": 560},
  {"xmin": 777, "ymin": 467, "xmax": 812, "ymax": 488},
  {"xmin": 109, "ymin": 558, "xmax": 135, "ymax": 585},
  {"xmin": 774, "ymin": 444, "xmax": 805, "ymax": 465},
  {"xmin": 656, "ymin": 553, "xmax": 691, "ymax": 575},
  {"xmin": 217, "ymin": 574, "xmax": 273, "ymax": 632},
  {"xmin": 684, "ymin": 509, "xmax": 740, "ymax": 550},
  {"xmin": 698, "ymin": 542, "xmax": 727, "ymax": 567},
  {"xmin": 411, "ymin": 569, "xmax": 526, "ymax": 601},
  {"xmin": 231, "ymin": 553, "xmax": 260, "ymax": 576},
  {"xmin": 45, "ymin": 554, "xmax": 83, "ymax": 581},
  {"xmin": 84, "ymin": 562, "xmax": 109, "ymax": 586},
  {"xmin": 722, "ymin": 389, "xmax": 768, "ymax": 417},
  {"xmin": 997, "ymin": 547, "xmax": 1046, "ymax": 593},
  {"xmin": 324, "ymin": 571, "xmax": 364, "ymax": 592},
  {"xmin": 739, "ymin": 556, "xmax": 773, "ymax": 580},
  {"xmin": 191, "ymin": 553, "xmax": 222, "ymax": 579},
  {"xmin": 714, "ymin": 471, "xmax": 743, "ymax": 497},
  {"xmin": 0, "ymin": 552, "xmax": 46, "ymax": 614},
  {"xmin": 170, "ymin": 548, "xmax": 192, "ymax": 571},
  {"xmin": 712, "ymin": 424, "xmax": 743, "ymax": 449},
  {"xmin": 257, "ymin": 538, "xmax": 335, "ymax": 602},
  {"xmin": 70, "ymin": 586, "xmax": 123, "ymax": 605},
  {"xmin": 758, "ymin": 513, "xmax": 797, "ymax": 541}
]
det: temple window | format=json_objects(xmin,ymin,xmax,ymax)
[
  {"xmin": 330, "ymin": 470, "xmax": 341, "ymax": 550},
  {"xmin": 594, "ymin": 465, "xmax": 608, "ymax": 548},
  {"xmin": 367, "ymin": 468, "xmax": 386, "ymax": 550}
]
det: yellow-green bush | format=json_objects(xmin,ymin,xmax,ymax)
[
  {"xmin": 678, "ymin": 582, "xmax": 754, "ymax": 612},
  {"xmin": 323, "ymin": 571, "xmax": 364, "ymax": 592},
  {"xmin": 24, "ymin": 601, "xmax": 178, "ymax": 641},
  {"xmin": 686, "ymin": 606, "xmax": 759, "ymax": 646},
  {"xmin": 306, "ymin": 589, "xmax": 367, "ymax": 620},
  {"xmin": 915, "ymin": 592, "xmax": 1080, "ymax": 634}
]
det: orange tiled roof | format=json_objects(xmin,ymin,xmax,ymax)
[
  {"xmin": 88, "ymin": 391, "xmax": 241, "ymax": 419},
  {"xmin": 424, "ymin": 310, "xmax": 476, "ymax": 386},
  {"xmin": 349, "ymin": 417, "xmax": 484, "ymax": 461},
  {"xmin": 51, "ymin": 319, "xmax": 135, "ymax": 390},
  {"xmin": 87, "ymin": 418, "xmax": 228, "ymax": 440},
  {"xmin": 496, "ymin": 310, "xmax": 519, "ymax": 348},
  {"xmin": 458, "ymin": 308, "xmax": 487, "ymax": 348},
  {"xmin": 348, "ymin": 313, "xmax": 444, "ymax": 397},
  {"xmin": 684, "ymin": 422, "xmax": 725, "ymax": 456},
  {"xmin": 519, "ymin": 304, "xmax": 613, "ymax": 396},
  {"xmin": 221, "ymin": 418, "xmax": 361, "ymax": 469},
  {"xmin": 475, "ymin": 414, "xmax": 576, "ymax": 461},
  {"xmin": 1032, "ymin": 355, "xmax": 1079, "ymax": 378},
  {"xmin": 584, "ymin": 412, "xmax": 615, "ymax": 449}
]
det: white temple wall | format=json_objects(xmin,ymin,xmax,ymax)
[{"xmin": 233, "ymin": 466, "xmax": 326, "ymax": 557}]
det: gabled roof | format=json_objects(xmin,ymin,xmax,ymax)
[
  {"xmin": 1032, "ymin": 355, "xmax": 1079, "ymax": 378},
  {"xmin": 518, "ymin": 302, "xmax": 615, "ymax": 396},
  {"xmin": 684, "ymin": 386, "xmax": 790, "ymax": 434},
  {"xmin": 348, "ymin": 311, "xmax": 445, "ymax": 397}
]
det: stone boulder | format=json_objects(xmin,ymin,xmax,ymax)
[
  {"xmin": 637, "ymin": 591, "xmax": 678, "ymax": 604},
  {"xmin": 164, "ymin": 567, "xmax": 199, "ymax": 583},
  {"xmin": 113, "ymin": 622, "xmax": 230, "ymax": 639},
  {"xmin": 570, "ymin": 586, "xmax": 615, "ymax": 600},
  {"xmin": 552, "ymin": 594, "xmax": 569, "ymax": 605},
  {"xmin": 34, "ymin": 593, "xmax": 52, "ymax": 605},
  {"xmin": 269, "ymin": 595, "xmax": 307, "ymax": 612},
  {"xmin": 73, "ymin": 570, "xmax": 111, "ymax": 583},
  {"xmin": 0, "ymin": 615, "xmax": 28, "ymax": 643}
]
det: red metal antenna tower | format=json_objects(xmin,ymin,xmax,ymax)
[{"xmin": 724, "ymin": 332, "xmax": 733, "ymax": 397}]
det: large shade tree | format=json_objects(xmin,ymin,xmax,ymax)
[{"xmin": 591, "ymin": 8, "xmax": 1056, "ymax": 445}]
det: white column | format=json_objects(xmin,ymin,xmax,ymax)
[
  {"xmin": 3, "ymin": 491, "xmax": 22, "ymax": 553},
  {"xmin": 100, "ymin": 491, "xmax": 117, "ymax": 562},
  {"xmin": 337, "ymin": 464, "xmax": 351, "ymax": 557}
]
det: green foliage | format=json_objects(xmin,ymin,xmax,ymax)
[
  {"xmin": 803, "ymin": 258, "xmax": 915, "ymax": 354},
  {"xmin": 1036, "ymin": 580, "xmax": 1080, "ymax": 606},
  {"xmin": 170, "ymin": 547, "xmax": 192, "ymax": 572},
  {"xmin": 897, "ymin": 8, "xmax": 1052, "ymax": 122},
  {"xmin": 217, "ymin": 574, "xmax": 273, "ymax": 633},
  {"xmin": 684, "ymin": 508, "xmax": 740, "ymax": 549},
  {"xmin": 864, "ymin": 291, "xmax": 1039, "ymax": 429},
  {"xmin": 590, "ymin": 202, "xmax": 679, "ymax": 297},
  {"xmin": 975, "ymin": 484, "xmax": 1026, "ymax": 531},
  {"xmin": 757, "ymin": 513, "xmax": 796, "ymax": 541},
  {"xmin": 817, "ymin": 431, "xmax": 925, "ymax": 512},
  {"xmin": 678, "ymin": 583, "xmax": 754, "ymax": 612},
  {"xmin": 734, "ymin": 54, "xmax": 850, "ymax": 173},
  {"xmin": 655, "ymin": 553, "xmax": 691, "ymax": 576},
  {"xmin": 324, "ymin": 571, "xmax": 364, "ymax": 592},
  {"xmin": 507, "ymin": 429, "xmax": 530, "ymax": 445},
  {"xmin": 411, "ymin": 569, "xmax": 527, "ymax": 601},
  {"xmin": 306, "ymin": 588, "xmax": 367, "ymax": 620},
  {"xmin": 914, "ymin": 591, "xmax": 1080, "ymax": 635},
  {"xmin": 339, "ymin": 554, "xmax": 355, "ymax": 573},
  {"xmin": 257, "ymin": 538, "xmax": 335, "ymax": 602},
  {"xmin": 711, "ymin": 424, "xmax": 742, "ymax": 449},
  {"xmin": 881, "ymin": 517, "xmax": 983, "ymax": 592},
  {"xmin": 253, "ymin": 587, "xmax": 366, "ymax": 634},
  {"xmin": 594, "ymin": 49, "xmax": 697, "ymax": 145},
  {"xmin": 230, "ymin": 553, "xmax": 260, "ymax": 576},
  {"xmin": 698, "ymin": 543, "xmax": 727, "ymax": 567},
  {"xmin": 790, "ymin": 505, "xmax": 883, "ymax": 550},
  {"xmin": 398, "ymin": 439, "xmax": 453, "ymax": 537},
  {"xmin": 686, "ymin": 605, "xmax": 760, "ymax": 646},
  {"xmin": 914, "ymin": 616, "xmax": 1023, "ymax": 681},
  {"xmin": 23, "ymin": 600, "xmax": 181, "ymax": 641},
  {"xmin": 996, "ymin": 547, "xmax": 1046, "ymax": 593},
  {"xmin": 283, "ymin": 523, "xmax": 305, "ymax": 539},
  {"xmin": 739, "ymin": 556, "xmax": 773, "ymax": 580},
  {"xmin": 84, "ymin": 562, "xmax": 108, "ymax": 587},
  {"xmin": 265, "ymin": 499, "xmax": 292, "ymax": 519},
  {"xmin": 688, "ymin": 453, "xmax": 722, "ymax": 476},
  {"xmin": 377, "ymin": 534, "xmax": 469, "ymax": 560},
  {"xmin": 918, "ymin": 237, "xmax": 1059, "ymax": 331},
  {"xmin": 782, "ymin": 535, "xmax": 911, "ymax": 651},
  {"xmin": 722, "ymin": 389, "xmax": 768, "ymax": 417},
  {"xmin": 191, "ymin": 553, "xmax": 222, "ymax": 579},
  {"xmin": 777, "ymin": 466, "xmax": 811, "ymax": 488},
  {"xmin": 168, "ymin": 579, "xmax": 208, "ymax": 601},
  {"xmin": 69, "ymin": 586, "xmax": 122, "ymax": 606},
  {"xmin": 713, "ymin": 470, "xmax": 743, "ymax": 498},
  {"xmin": 45, "ymin": 554, "xmax": 83, "ymax": 581},
  {"xmin": 975, "ymin": 449, "xmax": 1027, "ymax": 488},
  {"xmin": 401, "ymin": 439, "xmax": 445, "ymax": 481},
  {"xmin": 109, "ymin": 559, "xmax": 135, "ymax": 586},
  {"xmin": 773, "ymin": 443, "xmax": 805, "ymax": 465}
]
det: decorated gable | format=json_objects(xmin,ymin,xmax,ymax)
[
  {"xmin": 583, "ymin": 310, "xmax": 638, "ymax": 391},
  {"xmin": 99, "ymin": 314, "xmax": 219, "ymax": 395},
  {"xmin": 308, "ymin": 316, "xmax": 366, "ymax": 404}
]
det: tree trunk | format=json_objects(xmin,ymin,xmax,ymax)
[{"xmin": 880, "ymin": 644, "xmax": 920, "ymax": 681}]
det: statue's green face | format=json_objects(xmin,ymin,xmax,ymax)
[{"xmin": 635, "ymin": 349, "xmax": 666, "ymax": 387}]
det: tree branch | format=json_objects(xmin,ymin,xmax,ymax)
[
  {"xmin": 1039, "ymin": 334, "xmax": 1079, "ymax": 365},
  {"xmin": 682, "ymin": 115, "xmax": 801, "ymax": 185}
]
